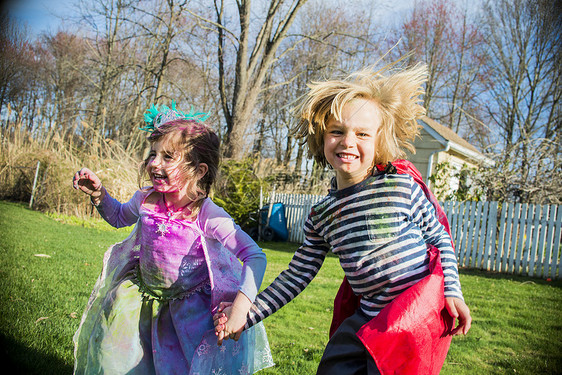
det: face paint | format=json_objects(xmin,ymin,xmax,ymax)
[{"xmin": 146, "ymin": 140, "xmax": 184, "ymax": 194}]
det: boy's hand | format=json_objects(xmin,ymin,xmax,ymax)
[
  {"xmin": 213, "ymin": 292, "xmax": 252, "ymax": 346},
  {"xmin": 214, "ymin": 302, "xmax": 243, "ymax": 345},
  {"xmin": 445, "ymin": 297, "xmax": 472, "ymax": 336},
  {"xmin": 213, "ymin": 302, "xmax": 231, "ymax": 335}
]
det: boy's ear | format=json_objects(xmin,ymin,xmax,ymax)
[{"xmin": 197, "ymin": 163, "xmax": 208, "ymax": 178}]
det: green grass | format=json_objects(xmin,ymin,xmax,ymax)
[{"xmin": 0, "ymin": 200, "xmax": 561, "ymax": 374}]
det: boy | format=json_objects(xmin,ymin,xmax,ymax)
[{"xmin": 216, "ymin": 63, "xmax": 471, "ymax": 374}]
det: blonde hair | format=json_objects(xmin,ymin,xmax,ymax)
[{"xmin": 293, "ymin": 62, "xmax": 427, "ymax": 168}]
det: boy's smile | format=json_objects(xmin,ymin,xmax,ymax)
[{"xmin": 323, "ymin": 98, "xmax": 381, "ymax": 189}]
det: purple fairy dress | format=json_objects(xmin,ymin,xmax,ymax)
[{"xmin": 73, "ymin": 190, "xmax": 274, "ymax": 374}]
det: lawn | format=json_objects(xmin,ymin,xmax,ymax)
[{"xmin": 0, "ymin": 200, "xmax": 560, "ymax": 374}]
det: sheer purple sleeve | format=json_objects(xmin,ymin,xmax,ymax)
[
  {"xmin": 95, "ymin": 189, "xmax": 143, "ymax": 228},
  {"xmin": 198, "ymin": 199, "xmax": 267, "ymax": 302}
]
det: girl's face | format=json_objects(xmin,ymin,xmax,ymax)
[
  {"xmin": 146, "ymin": 140, "xmax": 185, "ymax": 194},
  {"xmin": 323, "ymin": 98, "xmax": 381, "ymax": 189}
]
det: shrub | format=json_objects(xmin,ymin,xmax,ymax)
[{"xmin": 213, "ymin": 158, "xmax": 271, "ymax": 230}]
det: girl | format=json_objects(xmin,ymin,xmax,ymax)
[
  {"xmin": 72, "ymin": 104, "xmax": 273, "ymax": 374},
  {"xmin": 215, "ymin": 64, "xmax": 472, "ymax": 374}
]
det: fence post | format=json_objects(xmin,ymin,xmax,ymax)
[
  {"xmin": 507, "ymin": 203, "xmax": 521, "ymax": 273},
  {"xmin": 463, "ymin": 201, "xmax": 476, "ymax": 267},
  {"xmin": 522, "ymin": 204, "xmax": 535, "ymax": 275},
  {"xmin": 542, "ymin": 205, "xmax": 556, "ymax": 278},
  {"xmin": 29, "ymin": 161, "xmax": 40, "ymax": 209},
  {"xmin": 266, "ymin": 186, "xmax": 276, "ymax": 227},
  {"xmin": 258, "ymin": 187, "xmax": 263, "ymax": 241},
  {"xmin": 476, "ymin": 201, "xmax": 489, "ymax": 269},
  {"xmin": 483, "ymin": 202, "xmax": 498, "ymax": 271},
  {"xmin": 535, "ymin": 205, "xmax": 549, "ymax": 277},
  {"xmin": 452, "ymin": 201, "xmax": 462, "ymax": 254},
  {"xmin": 528, "ymin": 205, "xmax": 542, "ymax": 277},
  {"xmin": 470, "ymin": 201, "xmax": 483, "ymax": 268},
  {"xmin": 514, "ymin": 203, "xmax": 528, "ymax": 274},
  {"xmin": 551, "ymin": 206, "xmax": 562, "ymax": 279},
  {"xmin": 459, "ymin": 202, "xmax": 470, "ymax": 266}
]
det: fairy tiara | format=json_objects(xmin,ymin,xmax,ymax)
[{"xmin": 139, "ymin": 101, "xmax": 210, "ymax": 132}]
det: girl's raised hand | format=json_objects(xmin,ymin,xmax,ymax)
[{"xmin": 73, "ymin": 168, "xmax": 104, "ymax": 202}]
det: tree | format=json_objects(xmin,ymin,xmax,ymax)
[
  {"xmin": 78, "ymin": 0, "xmax": 135, "ymax": 138},
  {"xmin": 476, "ymin": 0, "xmax": 561, "ymax": 203},
  {"xmin": 206, "ymin": 0, "xmax": 308, "ymax": 159},
  {"xmin": 0, "ymin": 13, "xmax": 34, "ymax": 122},
  {"xmin": 39, "ymin": 31, "xmax": 88, "ymax": 139},
  {"xmin": 251, "ymin": 0, "xmax": 387, "ymax": 177},
  {"xmin": 390, "ymin": 0, "xmax": 488, "ymax": 143},
  {"xmin": 119, "ymin": 0, "xmax": 199, "ymax": 152},
  {"xmin": 128, "ymin": 0, "xmax": 191, "ymax": 105}
]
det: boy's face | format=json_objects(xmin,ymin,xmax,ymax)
[{"xmin": 323, "ymin": 98, "xmax": 381, "ymax": 189}]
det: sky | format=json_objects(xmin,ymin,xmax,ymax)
[
  {"xmin": 3, "ymin": 0, "xmax": 76, "ymax": 36},
  {"xmin": 4, "ymin": 0, "xmax": 423, "ymax": 37}
]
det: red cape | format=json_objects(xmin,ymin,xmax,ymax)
[{"xmin": 329, "ymin": 160, "xmax": 455, "ymax": 375}]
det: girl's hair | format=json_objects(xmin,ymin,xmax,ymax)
[
  {"xmin": 293, "ymin": 62, "xmax": 427, "ymax": 168},
  {"xmin": 139, "ymin": 119, "xmax": 220, "ymax": 217}
]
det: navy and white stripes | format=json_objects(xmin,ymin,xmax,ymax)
[{"xmin": 247, "ymin": 173, "xmax": 463, "ymax": 328}]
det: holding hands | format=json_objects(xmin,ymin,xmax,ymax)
[
  {"xmin": 72, "ymin": 168, "xmax": 105, "ymax": 205},
  {"xmin": 213, "ymin": 291, "xmax": 253, "ymax": 346},
  {"xmin": 213, "ymin": 302, "xmax": 242, "ymax": 345}
]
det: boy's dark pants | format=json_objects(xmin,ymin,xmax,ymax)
[{"xmin": 317, "ymin": 310, "xmax": 380, "ymax": 375}]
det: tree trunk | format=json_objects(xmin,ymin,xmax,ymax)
[{"xmin": 214, "ymin": 0, "xmax": 308, "ymax": 159}]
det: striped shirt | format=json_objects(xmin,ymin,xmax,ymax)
[{"xmin": 246, "ymin": 172, "xmax": 463, "ymax": 328}]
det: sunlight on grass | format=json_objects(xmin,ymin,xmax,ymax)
[
  {"xmin": 46, "ymin": 211, "xmax": 133, "ymax": 233},
  {"xmin": 0, "ymin": 200, "xmax": 561, "ymax": 374}
]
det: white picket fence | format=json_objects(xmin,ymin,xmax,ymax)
[
  {"xmin": 442, "ymin": 201, "xmax": 561, "ymax": 279},
  {"xmin": 270, "ymin": 193, "xmax": 562, "ymax": 279},
  {"xmin": 272, "ymin": 193, "xmax": 325, "ymax": 243}
]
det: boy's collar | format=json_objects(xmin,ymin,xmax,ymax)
[
  {"xmin": 329, "ymin": 162, "xmax": 397, "ymax": 192},
  {"xmin": 373, "ymin": 162, "xmax": 397, "ymax": 175},
  {"xmin": 330, "ymin": 162, "xmax": 398, "ymax": 193}
]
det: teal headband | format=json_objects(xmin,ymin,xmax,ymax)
[{"xmin": 139, "ymin": 101, "xmax": 210, "ymax": 132}]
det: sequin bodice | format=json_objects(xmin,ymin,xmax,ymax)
[{"xmin": 139, "ymin": 212, "xmax": 209, "ymax": 299}]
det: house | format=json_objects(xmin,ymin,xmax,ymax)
[{"xmin": 405, "ymin": 116, "xmax": 494, "ymax": 195}]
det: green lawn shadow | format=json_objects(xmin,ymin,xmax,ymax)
[
  {"xmin": 0, "ymin": 333, "xmax": 73, "ymax": 375},
  {"xmin": 459, "ymin": 268, "xmax": 562, "ymax": 289}
]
